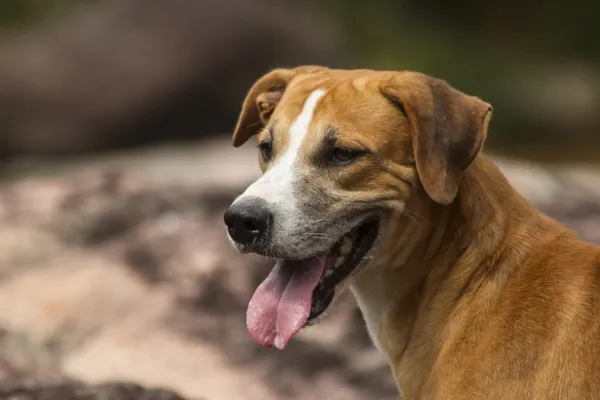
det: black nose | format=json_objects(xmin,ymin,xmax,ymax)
[{"xmin": 224, "ymin": 197, "xmax": 272, "ymax": 246}]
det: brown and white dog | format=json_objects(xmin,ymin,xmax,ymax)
[{"xmin": 223, "ymin": 66, "xmax": 600, "ymax": 399}]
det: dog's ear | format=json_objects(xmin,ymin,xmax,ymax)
[
  {"xmin": 233, "ymin": 66, "xmax": 329, "ymax": 147},
  {"xmin": 381, "ymin": 73, "xmax": 492, "ymax": 204},
  {"xmin": 232, "ymin": 69, "xmax": 296, "ymax": 147}
]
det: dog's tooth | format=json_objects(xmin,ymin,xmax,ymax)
[
  {"xmin": 334, "ymin": 256, "xmax": 344, "ymax": 268},
  {"xmin": 325, "ymin": 268, "xmax": 334, "ymax": 277},
  {"xmin": 341, "ymin": 236, "xmax": 353, "ymax": 255},
  {"xmin": 341, "ymin": 245, "xmax": 351, "ymax": 256}
]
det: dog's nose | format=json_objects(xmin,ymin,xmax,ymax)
[{"xmin": 224, "ymin": 197, "xmax": 272, "ymax": 246}]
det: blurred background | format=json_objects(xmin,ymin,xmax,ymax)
[{"xmin": 0, "ymin": 1, "xmax": 597, "ymax": 399}]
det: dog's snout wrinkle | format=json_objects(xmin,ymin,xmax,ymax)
[{"xmin": 224, "ymin": 197, "xmax": 272, "ymax": 246}]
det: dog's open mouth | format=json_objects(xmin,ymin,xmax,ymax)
[{"xmin": 246, "ymin": 218, "xmax": 379, "ymax": 350}]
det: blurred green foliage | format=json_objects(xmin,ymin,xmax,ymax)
[
  {"xmin": 315, "ymin": 0, "xmax": 600, "ymax": 76},
  {"xmin": 314, "ymin": 1, "xmax": 600, "ymax": 159},
  {"xmin": 0, "ymin": 0, "xmax": 77, "ymax": 32}
]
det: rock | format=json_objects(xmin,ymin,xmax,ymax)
[
  {"xmin": 492, "ymin": 156, "xmax": 600, "ymax": 245},
  {"xmin": 0, "ymin": 381, "xmax": 188, "ymax": 400},
  {"xmin": 0, "ymin": 139, "xmax": 597, "ymax": 399},
  {"xmin": 0, "ymin": 0, "xmax": 345, "ymax": 156}
]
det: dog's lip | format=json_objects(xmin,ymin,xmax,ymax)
[{"xmin": 306, "ymin": 216, "xmax": 380, "ymax": 323}]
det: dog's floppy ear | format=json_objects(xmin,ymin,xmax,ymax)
[
  {"xmin": 381, "ymin": 73, "xmax": 492, "ymax": 204},
  {"xmin": 232, "ymin": 68, "xmax": 296, "ymax": 147}
]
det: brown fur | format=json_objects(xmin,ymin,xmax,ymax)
[{"xmin": 232, "ymin": 67, "xmax": 600, "ymax": 399}]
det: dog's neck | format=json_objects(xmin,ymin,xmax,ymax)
[{"xmin": 351, "ymin": 155, "xmax": 559, "ymax": 398}]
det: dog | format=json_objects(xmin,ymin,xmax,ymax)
[{"xmin": 223, "ymin": 66, "xmax": 600, "ymax": 399}]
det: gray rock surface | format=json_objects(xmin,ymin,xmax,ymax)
[
  {"xmin": 0, "ymin": 139, "xmax": 597, "ymax": 399},
  {"xmin": 0, "ymin": 381, "xmax": 187, "ymax": 400}
]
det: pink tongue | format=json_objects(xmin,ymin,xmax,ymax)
[{"xmin": 246, "ymin": 255, "xmax": 327, "ymax": 350}]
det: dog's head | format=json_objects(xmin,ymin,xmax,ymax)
[{"xmin": 224, "ymin": 67, "xmax": 492, "ymax": 349}]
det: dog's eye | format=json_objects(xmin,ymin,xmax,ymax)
[
  {"xmin": 329, "ymin": 147, "xmax": 365, "ymax": 165},
  {"xmin": 258, "ymin": 142, "xmax": 272, "ymax": 161}
]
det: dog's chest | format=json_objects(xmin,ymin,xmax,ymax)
[{"xmin": 350, "ymin": 276, "xmax": 390, "ymax": 357}]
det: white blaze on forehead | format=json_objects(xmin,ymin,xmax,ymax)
[
  {"xmin": 235, "ymin": 89, "xmax": 327, "ymax": 205},
  {"xmin": 286, "ymin": 89, "xmax": 327, "ymax": 162}
]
